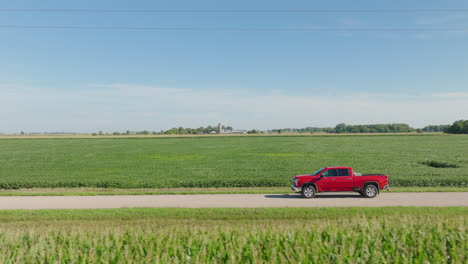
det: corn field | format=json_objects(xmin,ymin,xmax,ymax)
[{"xmin": 0, "ymin": 208, "xmax": 465, "ymax": 263}]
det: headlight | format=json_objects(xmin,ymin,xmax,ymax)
[{"xmin": 293, "ymin": 178, "xmax": 299, "ymax": 185}]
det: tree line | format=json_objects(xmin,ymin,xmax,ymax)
[
  {"xmin": 163, "ymin": 125, "xmax": 232, "ymax": 135},
  {"xmin": 271, "ymin": 123, "xmax": 415, "ymax": 134},
  {"xmin": 90, "ymin": 120, "xmax": 467, "ymax": 136},
  {"xmin": 421, "ymin": 125, "xmax": 450, "ymax": 132},
  {"xmin": 271, "ymin": 121, "xmax": 466, "ymax": 134},
  {"xmin": 334, "ymin": 123, "xmax": 414, "ymax": 133},
  {"xmin": 93, "ymin": 125, "xmax": 234, "ymax": 136},
  {"xmin": 445, "ymin": 120, "xmax": 468, "ymax": 134}
]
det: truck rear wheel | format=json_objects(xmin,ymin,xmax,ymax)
[
  {"xmin": 301, "ymin": 185, "xmax": 316, "ymax": 198},
  {"xmin": 363, "ymin": 184, "xmax": 378, "ymax": 198}
]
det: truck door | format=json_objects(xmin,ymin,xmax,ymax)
[
  {"xmin": 319, "ymin": 168, "xmax": 353, "ymax": 191},
  {"xmin": 318, "ymin": 169, "xmax": 338, "ymax": 191},
  {"xmin": 334, "ymin": 168, "xmax": 353, "ymax": 191}
]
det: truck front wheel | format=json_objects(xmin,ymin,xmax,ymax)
[
  {"xmin": 363, "ymin": 184, "xmax": 378, "ymax": 198},
  {"xmin": 301, "ymin": 185, "xmax": 316, "ymax": 198}
]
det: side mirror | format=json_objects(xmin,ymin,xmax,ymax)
[{"xmin": 319, "ymin": 174, "xmax": 323, "ymax": 179}]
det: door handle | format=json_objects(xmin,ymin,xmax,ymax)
[
  {"xmin": 330, "ymin": 178, "xmax": 336, "ymax": 180},
  {"xmin": 347, "ymin": 178, "xmax": 352, "ymax": 180}
]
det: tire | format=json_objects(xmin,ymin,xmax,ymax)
[
  {"xmin": 301, "ymin": 184, "xmax": 316, "ymax": 198},
  {"xmin": 363, "ymin": 184, "xmax": 378, "ymax": 198}
]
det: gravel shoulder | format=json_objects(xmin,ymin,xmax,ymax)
[
  {"xmin": 0, "ymin": 192, "xmax": 467, "ymax": 209},
  {"xmin": 1, "ymin": 187, "xmax": 466, "ymax": 196}
]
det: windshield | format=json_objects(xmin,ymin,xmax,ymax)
[{"xmin": 312, "ymin": 168, "xmax": 325, "ymax": 176}]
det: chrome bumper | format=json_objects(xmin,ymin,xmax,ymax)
[
  {"xmin": 383, "ymin": 185, "xmax": 390, "ymax": 191},
  {"xmin": 291, "ymin": 184, "xmax": 301, "ymax": 193}
]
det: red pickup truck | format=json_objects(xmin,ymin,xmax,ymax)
[{"xmin": 291, "ymin": 167, "xmax": 389, "ymax": 198}]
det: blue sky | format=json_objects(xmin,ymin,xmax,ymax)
[{"xmin": 1, "ymin": 0, "xmax": 468, "ymax": 133}]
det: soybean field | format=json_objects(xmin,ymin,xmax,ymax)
[{"xmin": 0, "ymin": 134, "xmax": 466, "ymax": 189}]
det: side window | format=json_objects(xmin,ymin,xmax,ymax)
[
  {"xmin": 323, "ymin": 169, "xmax": 338, "ymax": 177},
  {"xmin": 337, "ymin": 169, "xmax": 350, "ymax": 176}
]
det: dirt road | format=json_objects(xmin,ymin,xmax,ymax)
[{"xmin": 0, "ymin": 192, "xmax": 466, "ymax": 209}]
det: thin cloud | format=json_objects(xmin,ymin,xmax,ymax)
[
  {"xmin": 1, "ymin": 83, "xmax": 467, "ymax": 133},
  {"xmin": 432, "ymin": 92, "xmax": 468, "ymax": 98},
  {"xmin": 87, "ymin": 83, "xmax": 191, "ymax": 95},
  {"xmin": 414, "ymin": 33, "xmax": 431, "ymax": 39},
  {"xmin": 415, "ymin": 14, "xmax": 468, "ymax": 26},
  {"xmin": 341, "ymin": 18, "xmax": 363, "ymax": 26}
]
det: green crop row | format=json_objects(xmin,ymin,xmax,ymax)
[
  {"xmin": 0, "ymin": 208, "xmax": 465, "ymax": 263},
  {"xmin": 0, "ymin": 135, "xmax": 467, "ymax": 189}
]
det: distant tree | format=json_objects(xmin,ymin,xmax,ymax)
[
  {"xmin": 446, "ymin": 120, "xmax": 468, "ymax": 134},
  {"xmin": 20, "ymin": 131, "xmax": 24, "ymax": 135},
  {"xmin": 92, "ymin": 133, "xmax": 98, "ymax": 136},
  {"xmin": 187, "ymin": 128, "xmax": 198, "ymax": 134},
  {"xmin": 125, "ymin": 130, "xmax": 131, "ymax": 135},
  {"xmin": 422, "ymin": 125, "xmax": 449, "ymax": 132},
  {"xmin": 205, "ymin": 126, "xmax": 216, "ymax": 133},
  {"xmin": 112, "ymin": 132, "xmax": 121, "ymax": 135},
  {"xmin": 98, "ymin": 131, "xmax": 103, "ymax": 135},
  {"xmin": 335, "ymin": 123, "xmax": 347, "ymax": 133},
  {"xmin": 161, "ymin": 125, "xmax": 236, "ymax": 135},
  {"xmin": 164, "ymin": 128, "xmax": 178, "ymax": 134},
  {"xmin": 333, "ymin": 123, "xmax": 413, "ymax": 133},
  {"xmin": 359, "ymin": 126, "xmax": 370, "ymax": 133},
  {"xmin": 270, "ymin": 127, "xmax": 334, "ymax": 133}
]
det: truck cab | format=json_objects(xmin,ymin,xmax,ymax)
[{"xmin": 291, "ymin": 167, "xmax": 389, "ymax": 198}]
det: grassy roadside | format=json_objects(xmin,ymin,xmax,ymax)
[
  {"xmin": 0, "ymin": 186, "xmax": 466, "ymax": 196},
  {"xmin": 0, "ymin": 207, "xmax": 465, "ymax": 221}
]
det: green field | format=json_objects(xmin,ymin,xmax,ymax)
[
  {"xmin": 0, "ymin": 134, "xmax": 467, "ymax": 189},
  {"xmin": 0, "ymin": 207, "xmax": 465, "ymax": 263}
]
